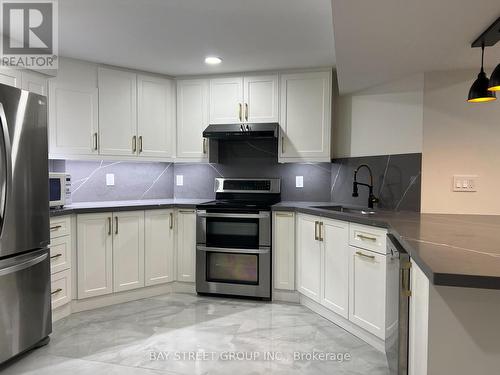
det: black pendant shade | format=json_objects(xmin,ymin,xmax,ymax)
[
  {"xmin": 488, "ymin": 63, "xmax": 500, "ymax": 92},
  {"xmin": 467, "ymin": 45, "xmax": 497, "ymax": 103}
]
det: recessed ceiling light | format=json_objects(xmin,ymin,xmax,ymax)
[{"xmin": 205, "ymin": 56, "xmax": 222, "ymax": 65}]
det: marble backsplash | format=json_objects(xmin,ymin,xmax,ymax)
[{"xmin": 50, "ymin": 143, "xmax": 421, "ymax": 211}]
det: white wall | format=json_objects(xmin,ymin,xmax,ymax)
[
  {"xmin": 333, "ymin": 74, "xmax": 424, "ymax": 158},
  {"xmin": 421, "ymin": 69, "xmax": 500, "ymax": 214}
]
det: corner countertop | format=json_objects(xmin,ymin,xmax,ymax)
[
  {"xmin": 273, "ymin": 201, "xmax": 500, "ymax": 290},
  {"xmin": 49, "ymin": 199, "xmax": 212, "ymax": 217}
]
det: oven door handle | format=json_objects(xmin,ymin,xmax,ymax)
[
  {"xmin": 196, "ymin": 212, "xmax": 269, "ymax": 219},
  {"xmin": 196, "ymin": 245, "xmax": 270, "ymax": 254}
]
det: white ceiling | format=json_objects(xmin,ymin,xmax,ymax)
[
  {"xmin": 58, "ymin": 0, "xmax": 335, "ymax": 76},
  {"xmin": 332, "ymin": 0, "xmax": 500, "ymax": 93}
]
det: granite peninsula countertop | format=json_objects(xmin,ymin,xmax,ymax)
[
  {"xmin": 273, "ymin": 201, "xmax": 500, "ymax": 290},
  {"xmin": 51, "ymin": 199, "xmax": 500, "ymax": 290}
]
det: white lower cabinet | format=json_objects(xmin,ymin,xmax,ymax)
[
  {"xmin": 49, "ymin": 216, "xmax": 73, "ymax": 311},
  {"xmin": 297, "ymin": 214, "xmax": 322, "ymax": 302},
  {"xmin": 77, "ymin": 213, "xmax": 114, "ymax": 299},
  {"xmin": 112, "ymin": 211, "xmax": 145, "ymax": 292},
  {"xmin": 176, "ymin": 209, "xmax": 196, "ymax": 282},
  {"xmin": 51, "ymin": 269, "xmax": 72, "ymax": 309},
  {"xmin": 273, "ymin": 211, "xmax": 295, "ymax": 290},
  {"xmin": 145, "ymin": 209, "xmax": 175, "ymax": 286}
]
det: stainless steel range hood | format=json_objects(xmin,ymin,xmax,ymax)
[{"xmin": 202, "ymin": 123, "xmax": 278, "ymax": 140}]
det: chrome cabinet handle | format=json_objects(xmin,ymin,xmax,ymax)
[
  {"xmin": 357, "ymin": 234, "xmax": 377, "ymax": 242},
  {"xmin": 139, "ymin": 136, "xmax": 143, "ymax": 153},
  {"xmin": 245, "ymin": 103, "xmax": 248, "ymax": 121},
  {"xmin": 169, "ymin": 212, "xmax": 173, "ymax": 229},
  {"xmin": 115, "ymin": 216, "xmax": 118, "ymax": 235},
  {"xmin": 108, "ymin": 217, "xmax": 111, "ymax": 236},
  {"xmin": 93, "ymin": 132, "xmax": 98, "ymax": 151},
  {"xmin": 238, "ymin": 103, "xmax": 242, "ymax": 122},
  {"xmin": 50, "ymin": 225, "xmax": 62, "ymax": 231},
  {"xmin": 202, "ymin": 138, "xmax": 207, "ymax": 154},
  {"xmin": 132, "ymin": 136, "xmax": 137, "ymax": 153},
  {"xmin": 51, "ymin": 288, "xmax": 62, "ymax": 295},
  {"xmin": 50, "ymin": 253, "xmax": 62, "ymax": 260},
  {"xmin": 179, "ymin": 209, "xmax": 195, "ymax": 214},
  {"xmin": 356, "ymin": 251, "xmax": 376, "ymax": 260}
]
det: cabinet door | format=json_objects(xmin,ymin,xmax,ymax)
[
  {"xmin": 209, "ymin": 77, "xmax": 243, "ymax": 124},
  {"xmin": 176, "ymin": 209, "xmax": 196, "ymax": 282},
  {"xmin": 321, "ymin": 219, "xmax": 349, "ymax": 318},
  {"xmin": 349, "ymin": 246, "xmax": 387, "ymax": 339},
  {"xmin": 137, "ymin": 75, "xmax": 174, "ymax": 159},
  {"xmin": 0, "ymin": 69, "xmax": 21, "ymax": 88},
  {"xmin": 22, "ymin": 71, "xmax": 47, "ymax": 95},
  {"xmin": 279, "ymin": 71, "xmax": 331, "ymax": 161},
  {"xmin": 273, "ymin": 211, "xmax": 295, "ymax": 290},
  {"xmin": 296, "ymin": 214, "xmax": 321, "ymax": 302},
  {"xmin": 98, "ymin": 67, "xmax": 137, "ymax": 156},
  {"xmin": 243, "ymin": 74, "xmax": 278, "ymax": 123},
  {"xmin": 48, "ymin": 81, "xmax": 98, "ymax": 156},
  {"xmin": 77, "ymin": 213, "xmax": 113, "ymax": 299},
  {"xmin": 145, "ymin": 209, "xmax": 175, "ymax": 286},
  {"xmin": 176, "ymin": 79, "xmax": 209, "ymax": 159},
  {"xmin": 112, "ymin": 211, "xmax": 145, "ymax": 292}
]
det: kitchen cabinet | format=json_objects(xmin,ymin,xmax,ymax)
[
  {"xmin": 98, "ymin": 67, "xmax": 137, "ymax": 156},
  {"xmin": 145, "ymin": 209, "xmax": 175, "ymax": 286},
  {"xmin": 321, "ymin": 218, "xmax": 349, "ymax": 319},
  {"xmin": 51, "ymin": 269, "xmax": 72, "ymax": 310},
  {"xmin": 209, "ymin": 74, "xmax": 278, "ymax": 124},
  {"xmin": 22, "ymin": 71, "xmax": 47, "ymax": 95},
  {"xmin": 273, "ymin": 211, "xmax": 295, "ymax": 290},
  {"xmin": 137, "ymin": 74, "xmax": 175, "ymax": 159},
  {"xmin": 48, "ymin": 80, "xmax": 98, "ymax": 157},
  {"xmin": 176, "ymin": 79, "xmax": 209, "ymax": 160},
  {"xmin": 296, "ymin": 214, "xmax": 322, "ymax": 302},
  {"xmin": 0, "ymin": 69, "xmax": 21, "ymax": 88},
  {"xmin": 77, "ymin": 213, "xmax": 113, "ymax": 299},
  {"xmin": 176, "ymin": 209, "xmax": 196, "ymax": 282},
  {"xmin": 279, "ymin": 71, "xmax": 331, "ymax": 162},
  {"xmin": 112, "ymin": 211, "xmax": 145, "ymax": 292}
]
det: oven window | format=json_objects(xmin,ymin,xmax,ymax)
[
  {"xmin": 206, "ymin": 252, "xmax": 259, "ymax": 285},
  {"xmin": 49, "ymin": 178, "xmax": 61, "ymax": 201},
  {"xmin": 206, "ymin": 217, "xmax": 259, "ymax": 249}
]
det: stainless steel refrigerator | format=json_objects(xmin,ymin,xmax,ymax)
[{"xmin": 0, "ymin": 83, "xmax": 51, "ymax": 365}]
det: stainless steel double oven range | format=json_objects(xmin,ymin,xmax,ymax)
[{"xmin": 196, "ymin": 178, "xmax": 281, "ymax": 300}]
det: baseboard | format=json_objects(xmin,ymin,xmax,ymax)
[
  {"xmin": 300, "ymin": 294, "xmax": 385, "ymax": 352},
  {"xmin": 52, "ymin": 304, "xmax": 71, "ymax": 323},
  {"xmin": 273, "ymin": 289, "xmax": 300, "ymax": 303},
  {"xmin": 172, "ymin": 281, "xmax": 196, "ymax": 294}
]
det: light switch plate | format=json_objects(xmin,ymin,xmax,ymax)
[
  {"xmin": 296, "ymin": 176, "xmax": 304, "ymax": 188},
  {"xmin": 106, "ymin": 174, "xmax": 115, "ymax": 186},
  {"xmin": 453, "ymin": 175, "xmax": 477, "ymax": 192},
  {"xmin": 176, "ymin": 175, "xmax": 184, "ymax": 186}
]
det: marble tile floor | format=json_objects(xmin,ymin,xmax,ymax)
[{"xmin": 2, "ymin": 293, "xmax": 390, "ymax": 375}]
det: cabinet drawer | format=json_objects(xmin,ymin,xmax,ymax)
[
  {"xmin": 49, "ymin": 236, "xmax": 71, "ymax": 274},
  {"xmin": 50, "ymin": 216, "xmax": 71, "ymax": 239},
  {"xmin": 51, "ymin": 269, "xmax": 71, "ymax": 309},
  {"xmin": 349, "ymin": 223, "xmax": 387, "ymax": 254}
]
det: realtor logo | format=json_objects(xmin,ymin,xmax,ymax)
[{"xmin": 0, "ymin": 0, "xmax": 58, "ymax": 68}]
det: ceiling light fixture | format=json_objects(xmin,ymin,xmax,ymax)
[
  {"xmin": 467, "ymin": 44, "xmax": 496, "ymax": 103},
  {"xmin": 205, "ymin": 56, "xmax": 222, "ymax": 65},
  {"xmin": 488, "ymin": 63, "xmax": 500, "ymax": 92}
]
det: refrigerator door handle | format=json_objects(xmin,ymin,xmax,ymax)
[
  {"xmin": 0, "ymin": 251, "xmax": 48, "ymax": 276},
  {"xmin": 0, "ymin": 102, "xmax": 11, "ymax": 234}
]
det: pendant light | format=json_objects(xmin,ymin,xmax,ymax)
[
  {"xmin": 488, "ymin": 63, "xmax": 500, "ymax": 92},
  {"xmin": 467, "ymin": 44, "xmax": 496, "ymax": 103}
]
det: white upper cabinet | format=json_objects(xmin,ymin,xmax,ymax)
[
  {"xmin": 98, "ymin": 67, "xmax": 137, "ymax": 156},
  {"xmin": 22, "ymin": 71, "xmax": 47, "ymax": 95},
  {"xmin": 176, "ymin": 79, "xmax": 209, "ymax": 160},
  {"xmin": 209, "ymin": 77, "xmax": 243, "ymax": 124},
  {"xmin": 48, "ymin": 81, "xmax": 99, "ymax": 157},
  {"xmin": 137, "ymin": 74, "xmax": 174, "ymax": 159},
  {"xmin": 279, "ymin": 71, "xmax": 332, "ymax": 162},
  {"xmin": 0, "ymin": 69, "xmax": 21, "ymax": 88},
  {"xmin": 243, "ymin": 74, "xmax": 279, "ymax": 123}
]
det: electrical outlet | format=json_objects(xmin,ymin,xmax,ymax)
[
  {"xmin": 106, "ymin": 174, "xmax": 115, "ymax": 186},
  {"xmin": 296, "ymin": 176, "xmax": 304, "ymax": 188},
  {"xmin": 453, "ymin": 175, "xmax": 477, "ymax": 192},
  {"xmin": 176, "ymin": 175, "xmax": 184, "ymax": 186}
]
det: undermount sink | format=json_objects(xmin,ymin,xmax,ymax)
[{"xmin": 311, "ymin": 205, "xmax": 377, "ymax": 215}]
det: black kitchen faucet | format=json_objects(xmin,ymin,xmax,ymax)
[{"xmin": 352, "ymin": 164, "xmax": 379, "ymax": 209}]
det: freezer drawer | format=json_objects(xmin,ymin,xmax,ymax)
[{"xmin": 0, "ymin": 248, "xmax": 52, "ymax": 364}]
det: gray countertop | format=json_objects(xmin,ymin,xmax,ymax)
[
  {"xmin": 51, "ymin": 199, "xmax": 500, "ymax": 290},
  {"xmin": 273, "ymin": 201, "xmax": 500, "ymax": 290}
]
